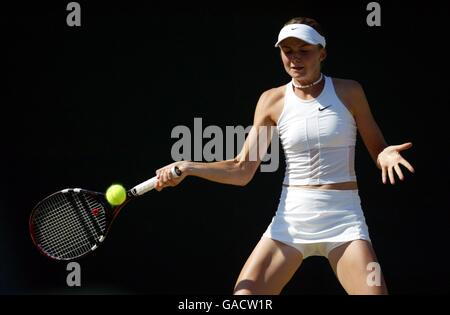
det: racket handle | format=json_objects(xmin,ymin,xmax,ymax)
[{"xmin": 130, "ymin": 166, "xmax": 182, "ymax": 196}]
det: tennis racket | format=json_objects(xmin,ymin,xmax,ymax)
[{"xmin": 29, "ymin": 166, "xmax": 182, "ymax": 261}]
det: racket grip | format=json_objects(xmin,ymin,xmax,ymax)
[{"xmin": 130, "ymin": 166, "xmax": 182, "ymax": 196}]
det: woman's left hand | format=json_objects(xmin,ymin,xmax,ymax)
[{"xmin": 377, "ymin": 142, "xmax": 415, "ymax": 184}]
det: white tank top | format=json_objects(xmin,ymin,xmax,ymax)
[{"xmin": 277, "ymin": 75, "xmax": 357, "ymax": 185}]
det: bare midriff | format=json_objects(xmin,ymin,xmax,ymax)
[{"xmin": 282, "ymin": 181, "xmax": 358, "ymax": 190}]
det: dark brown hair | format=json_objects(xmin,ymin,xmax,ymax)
[{"xmin": 284, "ymin": 17, "xmax": 325, "ymax": 37}]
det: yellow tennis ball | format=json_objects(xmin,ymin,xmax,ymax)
[{"xmin": 105, "ymin": 184, "xmax": 126, "ymax": 206}]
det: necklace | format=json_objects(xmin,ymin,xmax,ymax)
[{"xmin": 292, "ymin": 73, "xmax": 323, "ymax": 89}]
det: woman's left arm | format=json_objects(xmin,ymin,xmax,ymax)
[{"xmin": 348, "ymin": 81, "xmax": 415, "ymax": 184}]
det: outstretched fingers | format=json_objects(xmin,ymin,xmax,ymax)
[
  {"xmin": 393, "ymin": 142, "xmax": 413, "ymax": 151},
  {"xmin": 388, "ymin": 166, "xmax": 395, "ymax": 185},
  {"xmin": 399, "ymin": 159, "xmax": 415, "ymax": 174},
  {"xmin": 394, "ymin": 164, "xmax": 404, "ymax": 181}
]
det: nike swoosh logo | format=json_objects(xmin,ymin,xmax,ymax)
[
  {"xmin": 319, "ymin": 105, "xmax": 332, "ymax": 111},
  {"xmin": 291, "ymin": 27, "xmax": 299, "ymax": 30}
]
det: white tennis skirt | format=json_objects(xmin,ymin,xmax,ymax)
[{"xmin": 262, "ymin": 186, "xmax": 371, "ymax": 244}]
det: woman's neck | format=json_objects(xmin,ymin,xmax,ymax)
[
  {"xmin": 292, "ymin": 72, "xmax": 323, "ymax": 89},
  {"xmin": 292, "ymin": 75, "xmax": 325, "ymax": 100}
]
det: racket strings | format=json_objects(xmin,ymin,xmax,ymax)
[
  {"xmin": 36, "ymin": 195, "xmax": 98, "ymax": 257},
  {"xmin": 34, "ymin": 193, "xmax": 105, "ymax": 258},
  {"xmin": 33, "ymin": 193, "xmax": 93, "ymax": 258},
  {"xmin": 34, "ymin": 194, "xmax": 92, "ymax": 246},
  {"xmin": 31, "ymin": 190, "xmax": 107, "ymax": 260}
]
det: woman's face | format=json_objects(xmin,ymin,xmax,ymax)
[{"xmin": 279, "ymin": 37, "xmax": 326, "ymax": 81}]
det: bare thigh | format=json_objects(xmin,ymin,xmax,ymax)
[
  {"xmin": 328, "ymin": 239, "xmax": 388, "ymax": 295},
  {"xmin": 233, "ymin": 237, "xmax": 303, "ymax": 295}
]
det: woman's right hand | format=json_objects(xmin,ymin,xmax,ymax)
[{"xmin": 154, "ymin": 161, "xmax": 189, "ymax": 191}]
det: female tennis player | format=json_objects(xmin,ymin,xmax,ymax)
[{"xmin": 154, "ymin": 17, "xmax": 415, "ymax": 295}]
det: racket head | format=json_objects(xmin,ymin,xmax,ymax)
[{"xmin": 29, "ymin": 188, "xmax": 125, "ymax": 261}]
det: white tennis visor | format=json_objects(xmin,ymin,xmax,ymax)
[{"xmin": 274, "ymin": 24, "xmax": 326, "ymax": 48}]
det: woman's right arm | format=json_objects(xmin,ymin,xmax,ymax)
[{"xmin": 154, "ymin": 89, "xmax": 277, "ymax": 190}]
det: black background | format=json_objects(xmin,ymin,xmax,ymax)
[{"xmin": 2, "ymin": 0, "xmax": 449, "ymax": 295}]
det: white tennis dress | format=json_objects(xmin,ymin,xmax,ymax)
[{"xmin": 262, "ymin": 75, "xmax": 371, "ymax": 258}]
